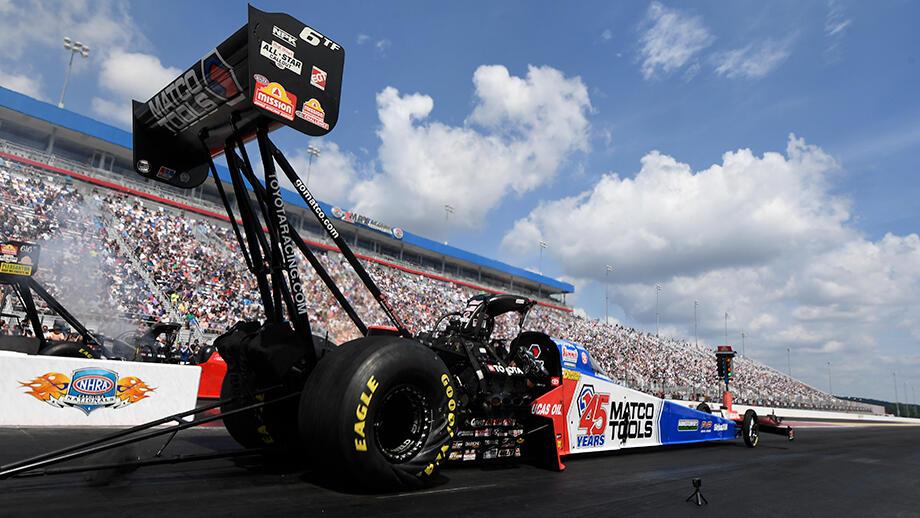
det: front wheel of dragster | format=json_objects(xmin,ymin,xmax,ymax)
[
  {"xmin": 742, "ymin": 409, "xmax": 759, "ymax": 448},
  {"xmin": 299, "ymin": 336, "xmax": 457, "ymax": 491}
]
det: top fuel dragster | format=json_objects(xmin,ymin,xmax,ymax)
[{"xmin": 0, "ymin": 5, "xmax": 792, "ymax": 491}]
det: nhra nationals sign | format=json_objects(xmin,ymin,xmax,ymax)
[
  {"xmin": 0, "ymin": 241, "xmax": 40, "ymax": 277},
  {"xmin": 0, "ymin": 352, "xmax": 199, "ymax": 426},
  {"xmin": 567, "ymin": 378, "xmax": 661, "ymax": 452}
]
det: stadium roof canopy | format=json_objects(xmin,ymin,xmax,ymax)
[{"xmin": 0, "ymin": 85, "xmax": 574, "ymax": 297}]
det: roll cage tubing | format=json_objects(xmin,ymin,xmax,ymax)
[{"xmin": 199, "ymin": 116, "xmax": 410, "ymax": 350}]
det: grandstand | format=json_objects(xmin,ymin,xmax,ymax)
[{"xmin": 0, "ymin": 85, "xmax": 873, "ymax": 414}]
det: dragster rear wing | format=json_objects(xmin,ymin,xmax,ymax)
[{"xmin": 131, "ymin": 5, "xmax": 344, "ymax": 189}]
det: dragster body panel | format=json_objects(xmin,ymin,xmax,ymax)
[{"xmin": 534, "ymin": 338, "xmax": 738, "ymax": 458}]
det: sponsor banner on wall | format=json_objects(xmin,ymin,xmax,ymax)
[
  {"xmin": 0, "ymin": 352, "xmax": 200, "ymax": 426},
  {"xmin": 330, "ymin": 206, "xmax": 403, "ymax": 240}
]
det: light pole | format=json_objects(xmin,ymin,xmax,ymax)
[
  {"xmin": 724, "ymin": 311, "xmax": 728, "ymax": 347},
  {"xmin": 443, "ymin": 204, "xmax": 454, "ymax": 244},
  {"xmin": 786, "ymin": 347, "xmax": 791, "ymax": 377},
  {"xmin": 827, "ymin": 361, "xmax": 832, "ymax": 394},
  {"xmin": 305, "ymin": 145, "xmax": 320, "ymax": 189},
  {"xmin": 538, "ymin": 241, "xmax": 547, "ymax": 274},
  {"xmin": 693, "ymin": 300, "xmax": 698, "ymax": 347},
  {"xmin": 741, "ymin": 330, "xmax": 745, "ymax": 357},
  {"xmin": 59, "ymin": 37, "xmax": 90, "ymax": 109},
  {"xmin": 655, "ymin": 284, "xmax": 661, "ymax": 336},
  {"xmin": 605, "ymin": 265, "xmax": 612, "ymax": 325},
  {"xmin": 893, "ymin": 372, "xmax": 900, "ymax": 417}
]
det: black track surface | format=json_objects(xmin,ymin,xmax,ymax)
[{"xmin": 1, "ymin": 425, "xmax": 917, "ymax": 517}]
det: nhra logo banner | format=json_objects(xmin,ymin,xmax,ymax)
[{"xmin": 20, "ymin": 368, "xmax": 154, "ymax": 415}]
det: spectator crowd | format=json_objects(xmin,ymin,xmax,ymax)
[{"xmin": 0, "ymin": 161, "xmax": 870, "ymax": 413}]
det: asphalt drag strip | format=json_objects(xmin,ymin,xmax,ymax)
[{"xmin": 0, "ymin": 424, "xmax": 917, "ymax": 517}]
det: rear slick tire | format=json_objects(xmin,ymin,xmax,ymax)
[
  {"xmin": 299, "ymin": 336, "xmax": 457, "ymax": 492},
  {"xmin": 742, "ymin": 409, "xmax": 759, "ymax": 448}
]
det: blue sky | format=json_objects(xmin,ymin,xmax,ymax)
[{"xmin": 0, "ymin": 0, "xmax": 918, "ymax": 401}]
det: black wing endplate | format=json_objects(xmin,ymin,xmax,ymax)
[{"xmin": 131, "ymin": 5, "xmax": 345, "ymax": 189}]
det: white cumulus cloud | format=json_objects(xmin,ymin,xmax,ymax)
[
  {"xmin": 501, "ymin": 134, "xmax": 920, "ymax": 395},
  {"xmin": 274, "ymin": 141, "xmax": 361, "ymax": 207},
  {"xmin": 0, "ymin": 0, "xmax": 143, "ymax": 105},
  {"xmin": 90, "ymin": 49, "xmax": 180, "ymax": 126},
  {"xmin": 346, "ymin": 64, "xmax": 591, "ymax": 236},
  {"xmin": 0, "ymin": 66, "xmax": 46, "ymax": 100}
]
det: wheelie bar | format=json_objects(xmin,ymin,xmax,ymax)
[{"xmin": 756, "ymin": 415, "xmax": 795, "ymax": 440}]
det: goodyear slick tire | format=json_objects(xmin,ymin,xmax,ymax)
[
  {"xmin": 220, "ymin": 373, "xmax": 269, "ymax": 449},
  {"xmin": 299, "ymin": 336, "xmax": 456, "ymax": 492},
  {"xmin": 742, "ymin": 409, "xmax": 759, "ymax": 448},
  {"xmin": 696, "ymin": 402, "xmax": 712, "ymax": 414},
  {"xmin": 219, "ymin": 371, "xmax": 300, "ymax": 450},
  {"xmin": 38, "ymin": 341, "xmax": 95, "ymax": 359}
]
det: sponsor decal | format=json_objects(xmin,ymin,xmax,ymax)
[
  {"xmin": 353, "ymin": 375, "xmax": 379, "ymax": 452},
  {"xmin": 562, "ymin": 369, "xmax": 581, "ymax": 381},
  {"xmin": 459, "ymin": 298, "xmax": 483, "ymax": 325},
  {"xmin": 1, "ymin": 244, "xmax": 18, "ymax": 255},
  {"xmin": 581, "ymin": 351, "xmax": 588, "ymax": 364},
  {"xmin": 550, "ymin": 377, "xmax": 560, "ymax": 386},
  {"xmin": 608, "ymin": 400, "xmax": 656, "ymax": 445},
  {"xmin": 260, "ymin": 40, "xmax": 303, "ymax": 75},
  {"xmin": 310, "ymin": 65, "xmax": 327, "ymax": 90},
  {"xmin": 561, "ymin": 344, "xmax": 578, "ymax": 365},
  {"xmin": 299, "ymin": 25, "xmax": 342, "ymax": 51},
  {"xmin": 295, "ymin": 98, "xmax": 330, "ymax": 129},
  {"xmin": 701, "ymin": 421, "xmax": 713, "ymax": 433},
  {"xmin": 678, "ymin": 419, "xmax": 699, "ymax": 431},
  {"xmin": 146, "ymin": 49, "xmax": 242, "ymax": 135},
  {"xmin": 531, "ymin": 402, "xmax": 563, "ymax": 417},
  {"xmin": 448, "ymin": 450, "xmax": 463, "ymax": 461},
  {"xmin": 0, "ymin": 263, "xmax": 31, "ymax": 275},
  {"xmin": 252, "ymin": 75, "xmax": 297, "ymax": 121},
  {"xmin": 156, "ymin": 166, "xmax": 176, "ymax": 180},
  {"xmin": 714, "ymin": 423, "xmax": 728, "ymax": 432},
  {"xmin": 529, "ymin": 344, "xmax": 541, "ymax": 358},
  {"xmin": 20, "ymin": 369, "xmax": 154, "ymax": 415},
  {"xmin": 273, "ymin": 25, "xmax": 297, "ymax": 47},
  {"xmin": 265, "ymin": 174, "xmax": 310, "ymax": 316},
  {"xmin": 202, "ymin": 52, "xmax": 241, "ymax": 99},
  {"xmin": 485, "ymin": 364, "xmax": 524, "ymax": 375},
  {"xmin": 576, "ymin": 385, "xmax": 609, "ymax": 448},
  {"xmin": 391, "ymin": 227, "xmax": 404, "ymax": 239}
]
